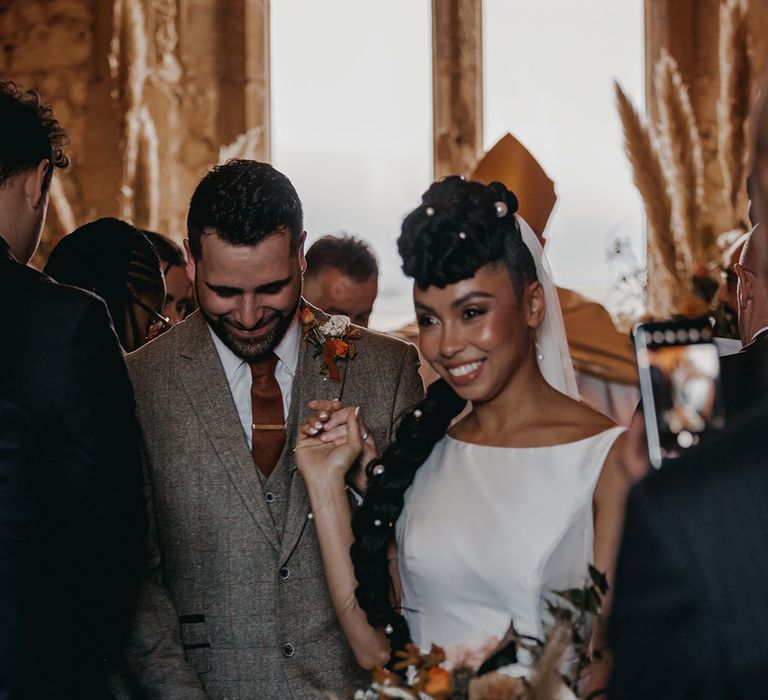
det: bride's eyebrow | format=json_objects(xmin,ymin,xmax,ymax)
[
  {"xmin": 450, "ymin": 291, "xmax": 495, "ymax": 309},
  {"xmin": 414, "ymin": 301, "xmax": 436, "ymax": 313}
]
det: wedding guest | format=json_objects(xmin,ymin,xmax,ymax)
[
  {"xmin": 123, "ymin": 159, "xmax": 423, "ymax": 699},
  {"xmin": 714, "ymin": 232, "xmax": 749, "ymax": 339},
  {"xmin": 718, "ymin": 227, "xmax": 768, "ymax": 417},
  {"xmin": 296, "ymin": 177, "xmax": 629, "ymax": 694},
  {"xmin": 45, "ymin": 218, "xmax": 168, "ymax": 351},
  {"xmin": 143, "ymin": 229, "xmax": 196, "ymax": 325},
  {"xmin": 304, "ymin": 233, "xmax": 379, "ymax": 327},
  {"xmin": 609, "ymin": 85, "xmax": 768, "ymax": 700},
  {"xmin": 0, "ymin": 80, "xmax": 145, "ymax": 699}
]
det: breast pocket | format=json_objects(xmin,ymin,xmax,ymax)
[{"xmin": 179, "ymin": 614, "xmax": 210, "ymax": 675}]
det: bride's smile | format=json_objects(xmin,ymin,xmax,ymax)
[{"xmin": 415, "ymin": 262, "xmax": 544, "ymax": 403}]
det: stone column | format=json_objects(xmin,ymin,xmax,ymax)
[
  {"xmin": 431, "ymin": 0, "xmax": 483, "ymax": 179},
  {"xmin": 0, "ymin": 0, "xmax": 272, "ymax": 255}
]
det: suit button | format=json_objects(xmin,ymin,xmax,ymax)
[
  {"xmin": 282, "ymin": 643, "xmax": 295, "ymax": 658},
  {"xmin": 265, "ymin": 491, "xmax": 275, "ymax": 504},
  {"xmin": 279, "ymin": 566, "xmax": 290, "ymax": 580}
]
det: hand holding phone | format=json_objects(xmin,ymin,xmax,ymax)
[{"xmin": 634, "ymin": 318, "xmax": 726, "ymax": 468}]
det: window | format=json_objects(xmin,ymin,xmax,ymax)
[
  {"xmin": 483, "ymin": 0, "xmax": 645, "ymax": 312},
  {"xmin": 271, "ymin": 1, "xmax": 432, "ymax": 329}
]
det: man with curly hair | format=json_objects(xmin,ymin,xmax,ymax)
[{"xmin": 0, "ymin": 81, "xmax": 146, "ymax": 699}]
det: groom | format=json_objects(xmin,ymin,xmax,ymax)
[{"xmin": 124, "ymin": 160, "xmax": 423, "ymax": 699}]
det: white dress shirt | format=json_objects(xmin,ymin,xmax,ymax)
[
  {"xmin": 209, "ymin": 315, "xmax": 300, "ymax": 449},
  {"xmin": 750, "ymin": 325, "xmax": 768, "ymax": 344}
]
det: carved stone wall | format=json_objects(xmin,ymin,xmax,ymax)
[{"xmin": 0, "ymin": 0, "xmax": 270, "ymax": 263}]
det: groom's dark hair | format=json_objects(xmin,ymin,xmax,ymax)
[
  {"xmin": 186, "ymin": 159, "xmax": 303, "ymax": 260},
  {"xmin": 351, "ymin": 176, "xmax": 537, "ymax": 660}
]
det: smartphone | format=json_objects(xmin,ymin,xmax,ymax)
[{"xmin": 634, "ymin": 318, "xmax": 726, "ymax": 468}]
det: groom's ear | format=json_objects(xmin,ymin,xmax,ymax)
[{"xmin": 526, "ymin": 280, "xmax": 545, "ymax": 328}]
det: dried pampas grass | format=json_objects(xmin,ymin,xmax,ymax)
[
  {"xmin": 615, "ymin": 81, "xmax": 679, "ymax": 316},
  {"xmin": 655, "ymin": 50, "xmax": 706, "ymax": 270},
  {"xmin": 718, "ymin": 0, "xmax": 751, "ymax": 228}
]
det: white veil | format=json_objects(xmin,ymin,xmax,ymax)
[{"xmin": 516, "ymin": 215, "xmax": 580, "ymax": 400}]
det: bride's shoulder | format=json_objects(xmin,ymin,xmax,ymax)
[{"xmin": 557, "ymin": 394, "xmax": 620, "ymax": 441}]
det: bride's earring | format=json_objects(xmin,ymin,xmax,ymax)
[{"xmin": 533, "ymin": 327, "xmax": 544, "ymax": 362}]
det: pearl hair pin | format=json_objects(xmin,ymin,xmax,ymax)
[
  {"xmin": 384, "ymin": 624, "xmax": 394, "ymax": 635},
  {"xmin": 374, "ymin": 519, "xmax": 382, "ymax": 527},
  {"xmin": 372, "ymin": 464, "xmax": 386, "ymax": 477},
  {"xmin": 425, "ymin": 206, "xmax": 435, "ymax": 217},
  {"xmin": 458, "ymin": 231, "xmax": 467, "ymax": 240},
  {"xmin": 413, "ymin": 409, "xmax": 423, "ymax": 420},
  {"xmin": 494, "ymin": 201, "xmax": 508, "ymax": 218}
]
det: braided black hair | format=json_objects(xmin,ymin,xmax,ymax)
[
  {"xmin": 351, "ymin": 176, "xmax": 538, "ymax": 659},
  {"xmin": 44, "ymin": 218, "xmax": 163, "ymax": 349}
]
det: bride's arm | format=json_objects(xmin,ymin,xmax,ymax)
[
  {"xmin": 587, "ymin": 432, "xmax": 631, "ymax": 694},
  {"xmin": 295, "ymin": 407, "xmax": 391, "ymax": 669}
]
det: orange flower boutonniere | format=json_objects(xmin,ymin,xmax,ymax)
[{"xmin": 300, "ymin": 309, "xmax": 360, "ymax": 382}]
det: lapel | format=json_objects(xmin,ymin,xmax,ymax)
[
  {"xmin": 279, "ymin": 301, "xmax": 351, "ymax": 563},
  {"xmin": 176, "ymin": 312, "xmax": 280, "ymax": 552}
]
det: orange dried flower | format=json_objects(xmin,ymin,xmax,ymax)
[
  {"xmin": 424, "ymin": 667, "xmax": 452, "ymax": 697},
  {"xmin": 329, "ymin": 338, "xmax": 349, "ymax": 358},
  {"xmin": 300, "ymin": 307, "xmax": 316, "ymax": 326}
]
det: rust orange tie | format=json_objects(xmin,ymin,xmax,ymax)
[{"xmin": 249, "ymin": 353, "xmax": 285, "ymax": 478}]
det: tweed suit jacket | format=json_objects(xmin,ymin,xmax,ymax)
[{"xmin": 124, "ymin": 305, "xmax": 423, "ymax": 699}]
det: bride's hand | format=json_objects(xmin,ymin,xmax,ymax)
[
  {"xmin": 295, "ymin": 406, "xmax": 365, "ymax": 486},
  {"xmin": 303, "ymin": 400, "xmax": 381, "ymax": 493}
]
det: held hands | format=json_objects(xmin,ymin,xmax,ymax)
[{"xmin": 295, "ymin": 400, "xmax": 380, "ymax": 491}]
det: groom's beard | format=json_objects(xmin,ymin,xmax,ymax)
[{"xmin": 201, "ymin": 300, "xmax": 299, "ymax": 363}]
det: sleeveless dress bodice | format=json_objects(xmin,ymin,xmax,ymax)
[{"xmin": 396, "ymin": 427, "xmax": 625, "ymax": 656}]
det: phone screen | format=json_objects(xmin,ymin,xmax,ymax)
[{"xmin": 635, "ymin": 322, "xmax": 725, "ymax": 468}]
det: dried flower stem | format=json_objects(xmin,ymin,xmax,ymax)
[
  {"xmin": 655, "ymin": 50, "xmax": 706, "ymax": 271},
  {"xmin": 615, "ymin": 82, "xmax": 678, "ymax": 316}
]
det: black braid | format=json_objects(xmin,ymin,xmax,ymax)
[
  {"xmin": 351, "ymin": 379, "xmax": 466, "ymax": 654},
  {"xmin": 351, "ymin": 175, "xmax": 537, "ymax": 660}
]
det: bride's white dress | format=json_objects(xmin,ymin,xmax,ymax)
[{"xmin": 396, "ymin": 427, "xmax": 625, "ymax": 667}]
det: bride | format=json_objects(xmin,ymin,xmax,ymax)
[{"xmin": 295, "ymin": 176, "xmax": 629, "ymax": 688}]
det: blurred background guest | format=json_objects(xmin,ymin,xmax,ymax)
[
  {"xmin": 143, "ymin": 230, "xmax": 196, "ymax": 326},
  {"xmin": 303, "ymin": 233, "xmax": 378, "ymax": 327},
  {"xmin": 719, "ymin": 227, "xmax": 768, "ymax": 417},
  {"xmin": 44, "ymin": 218, "xmax": 167, "ymax": 352},
  {"xmin": 714, "ymin": 232, "xmax": 749, "ymax": 340},
  {"xmin": 0, "ymin": 80, "xmax": 146, "ymax": 700}
]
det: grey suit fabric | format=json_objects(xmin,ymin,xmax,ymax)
[{"xmin": 124, "ymin": 306, "xmax": 423, "ymax": 699}]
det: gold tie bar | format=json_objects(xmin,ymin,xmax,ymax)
[{"xmin": 252, "ymin": 423, "xmax": 284, "ymax": 430}]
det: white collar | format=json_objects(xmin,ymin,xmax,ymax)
[
  {"xmin": 208, "ymin": 312, "xmax": 300, "ymax": 379},
  {"xmin": 749, "ymin": 325, "xmax": 768, "ymax": 344}
]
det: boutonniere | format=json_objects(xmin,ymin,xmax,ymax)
[{"xmin": 300, "ymin": 308, "xmax": 361, "ymax": 382}]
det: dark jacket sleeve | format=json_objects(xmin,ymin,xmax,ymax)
[
  {"xmin": 49, "ymin": 296, "xmax": 148, "ymax": 669},
  {"xmin": 608, "ymin": 478, "xmax": 721, "ymax": 699},
  {"xmin": 0, "ymin": 400, "xmax": 33, "ymax": 700}
]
